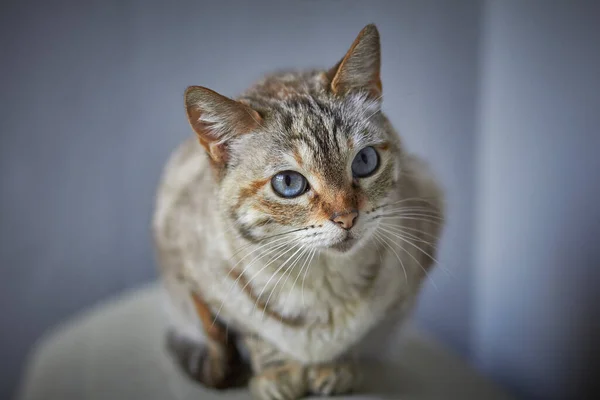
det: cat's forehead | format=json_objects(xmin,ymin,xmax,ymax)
[
  {"xmin": 271, "ymin": 93, "xmax": 383, "ymax": 148},
  {"xmin": 242, "ymin": 94, "xmax": 384, "ymax": 185},
  {"xmin": 233, "ymin": 82, "xmax": 387, "ymax": 182},
  {"xmin": 240, "ymin": 71, "xmax": 383, "ymax": 147}
]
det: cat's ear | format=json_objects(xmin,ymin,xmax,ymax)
[
  {"xmin": 184, "ymin": 86, "xmax": 262, "ymax": 165},
  {"xmin": 328, "ymin": 24, "xmax": 382, "ymax": 98}
]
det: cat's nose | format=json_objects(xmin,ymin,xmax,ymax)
[{"xmin": 330, "ymin": 210, "xmax": 359, "ymax": 230}]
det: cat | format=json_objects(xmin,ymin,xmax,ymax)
[{"xmin": 153, "ymin": 24, "xmax": 444, "ymax": 400}]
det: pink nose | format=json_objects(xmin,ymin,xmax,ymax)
[{"xmin": 331, "ymin": 210, "xmax": 358, "ymax": 230}]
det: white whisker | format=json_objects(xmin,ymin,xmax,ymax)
[
  {"xmin": 252, "ymin": 245, "xmax": 304, "ymax": 319},
  {"xmin": 378, "ymin": 226, "xmax": 442, "ymax": 270},
  {"xmin": 211, "ymin": 238, "xmax": 295, "ymax": 325},
  {"xmin": 385, "ymin": 197, "xmax": 441, "ymax": 208},
  {"xmin": 379, "ymin": 223, "xmax": 435, "ymax": 246},
  {"xmin": 374, "ymin": 230, "xmax": 408, "ymax": 283},
  {"xmin": 373, "ymin": 236, "xmax": 384, "ymax": 263},
  {"xmin": 378, "ymin": 216, "xmax": 444, "ymax": 225},
  {"xmin": 381, "ymin": 223, "xmax": 442, "ymax": 241},
  {"xmin": 377, "ymin": 224, "xmax": 453, "ymax": 278},
  {"xmin": 283, "ymin": 247, "xmax": 316, "ymax": 314},
  {"xmin": 378, "ymin": 206, "xmax": 442, "ymax": 215},
  {"xmin": 378, "ymin": 227, "xmax": 438, "ymax": 291},
  {"xmin": 222, "ymin": 235, "xmax": 295, "ymax": 282},
  {"xmin": 372, "ymin": 234, "xmax": 387, "ymax": 265},
  {"xmin": 261, "ymin": 246, "xmax": 308, "ymax": 321},
  {"xmin": 301, "ymin": 248, "xmax": 319, "ymax": 307},
  {"xmin": 377, "ymin": 212, "xmax": 444, "ymax": 221}
]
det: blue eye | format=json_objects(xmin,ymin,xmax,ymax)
[
  {"xmin": 271, "ymin": 171, "xmax": 309, "ymax": 198},
  {"xmin": 351, "ymin": 146, "xmax": 379, "ymax": 178}
]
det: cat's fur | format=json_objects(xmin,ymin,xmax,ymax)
[{"xmin": 153, "ymin": 24, "xmax": 444, "ymax": 400}]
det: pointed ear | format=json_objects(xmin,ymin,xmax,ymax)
[
  {"xmin": 184, "ymin": 86, "xmax": 262, "ymax": 165},
  {"xmin": 328, "ymin": 24, "xmax": 382, "ymax": 98}
]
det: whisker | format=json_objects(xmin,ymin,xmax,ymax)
[
  {"xmin": 284, "ymin": 247, "xmax": 315, "ymax": 314},
  {"xmin": 220, "ymin": 224, "xmax": 317, "ymax": 279},
  {"xmin": 378, "ymin": 227, "xmax": 438, "ymax": 291},
  {"xmin": 384, "ymin": 197, "xmax": 442, "ymax": 208},
  {"xmin": 251, "ymin": 245, "xmax": 304, "ymax": 319},
  {"xmin": 381, "ymin": 223, "xmax": 442, "ymax": 241},
  {"xmin": 378, "ymin": 226, "xmax": 442, "ymax": 270},
  {"xmin": 371, "ymin": 234, "xmax": 388, "ymax": 265},
  {"xmin": 377, "ymin": 216, "xmax": 444, "ymax": 225},
  {"xmin": 373, "ymin": 236, "xmax": 384, "ymax": 263},
  {"xmin": 301, "ymin": 248, "xmax": 319, "ymax": 307},
  {"xmin": 377, "ymin": 212, "xmax": 444, "ymax": 221},
  {"xmin": 275, "ymin": 247, "xmax": 310, "ymax": 299},
  {"xmin": 212, "ymin": 238, "xmax": 294, "ymax": 325},
  {"xmin": 377, "ymin": 212, "xmax": 443, "ymax": 223},
  {"xmin": 378, "ymin": 223, "xmax": 435, "ymax": 246},
  {"xmin": 241, "ymin": 244, "xmax": 298, "ymax": 300},
  {"xmin": 377, "ymin": 225, "xmax": 453, "ymax": 278},
  {"xmin": 374, "ymin": 230, "xmax": 408, "ymax": 283},
  {"xmin": 261, "ymin": 246, "xmax": 308, "ymax": 321},
  {"xmin": 259, "ymin": 226, "xmax": 313, "ymax": 242},
  {"xmin": 222, "ymin": 235, "xmax": 295, "ymax": 281},
  {"xmin": 377, "ymin": 206, "xmax": 442, "ymax": 215},
  {"xmin": 377, "ymin": 225, "xmax": 451, "ymax": 279}
]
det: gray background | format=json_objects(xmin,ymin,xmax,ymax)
[{"xmin": 0, "ymin": 1, "xmax": 598, "ymax": 399}]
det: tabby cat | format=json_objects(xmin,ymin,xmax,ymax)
[{"xmin": 153, "ymin": 24, "xmax": 444, "ymax": 400}]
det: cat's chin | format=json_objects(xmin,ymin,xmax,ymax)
[
  {"xmin": 325, "ymin": 229, "xmax": 376, "ymax": 255},
  {"xmin": 329, "ymin": 237, "xmax": 357, "ymax": 253}
]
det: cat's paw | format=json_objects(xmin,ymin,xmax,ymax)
[
  {"xmin": 249, "ymin": 364, "xmax": 307, "ymax": 400},
  {"xmin": 307, "ymin": 362, "xmax": 359, "ymax": 396}
]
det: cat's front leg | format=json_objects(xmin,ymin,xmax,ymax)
[
  {"xmin": 164, "ymin": 288, "xmax": 248, "ymax": 389},
  {"xmin": 244, "ymin": 335, "xmax": 359, "ymax": 399},
  {"xmin": 165, "ymin": 327, "xmax": 244, "ymax": 389},
  {"xmin": 244, "ymin": 335, "xmax": 307, "ymax": 400}
]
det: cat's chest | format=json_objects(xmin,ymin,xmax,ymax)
[{"xmin": 224, "ymin": 252, "xmax": 408, "ymax": 363}]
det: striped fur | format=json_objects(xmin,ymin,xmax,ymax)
[{"xmin": 153, "ymin": 25, "xmax": 444, "ymax": 399}]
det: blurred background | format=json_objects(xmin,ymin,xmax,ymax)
[{"xmin": 1, "ymin": 0, "xmax": 599, "ymax": 399}]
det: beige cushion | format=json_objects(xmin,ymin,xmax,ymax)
[{"xmin": 15, "ymin": 284, "xmax": 511, "ymax": 400}]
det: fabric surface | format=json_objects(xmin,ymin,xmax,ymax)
[{"xmin": 15, "ymin": 284, "xmax": 511, "ymax": 400}]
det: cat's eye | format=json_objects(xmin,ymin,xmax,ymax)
[
  {"xmin": 351, "ymin": 146, "xmax": 379, "ymax": 178},
  {"xmin": 271, "ymin": 171, "xmax": 309, "ymax": 198}
]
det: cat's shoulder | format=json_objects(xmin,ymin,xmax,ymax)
[
  {"xmin": 159, "ymin": 137, "xmax": 210, "ymax": 189},
  {"xmin": 153, "ymin": 137, "xmax": 212, "ymax": 232}
]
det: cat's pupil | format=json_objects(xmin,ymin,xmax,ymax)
[
  {"xmin": 285, "ymin": 175, "xmax": 291, "ymax": 186},
  {"xmin": 361, "ymin": 153, "xmax": 368, "ymax": 164}
]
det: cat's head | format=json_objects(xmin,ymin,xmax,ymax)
[{"xmin": 184, "ymin": 24, "xmax": 401, "ymax": 254}]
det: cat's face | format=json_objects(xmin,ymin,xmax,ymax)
[
  {"xmin": 221, "ymin": 93, "xmax": 400, "ymax": 254},
  {"xmin": 184, "ymin": 25, "xmax": 399, "ymax": 254}
]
